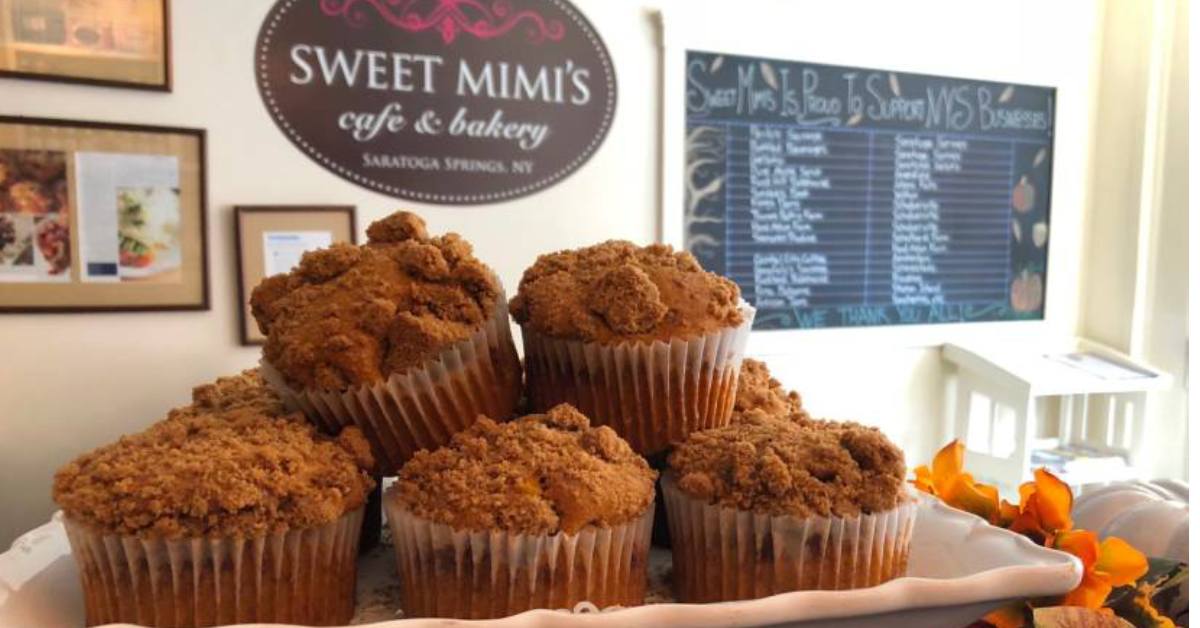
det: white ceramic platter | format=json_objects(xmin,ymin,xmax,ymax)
[{"xmin": 0, "ymin": 496, "xmax": 1081, "ymax": 628}]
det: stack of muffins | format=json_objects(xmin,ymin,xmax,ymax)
[{"xmin": 50, "ymin": 211, "xmax": 915, "ymax": 626}]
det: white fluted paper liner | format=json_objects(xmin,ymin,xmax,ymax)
[
  {"xmin": 383, "ymin": 488, "xmax": 654, "ymax": 619},
  {"xmin": 261, "ymin": 289, "xmax": 521, "ymax": 474},
  {"xmin": 61, "ymin": 507, "xmax": 364, "ymax": 627},
  {"xmin": 521, "ymin": 303, "xmax": 755, "ymax": 456},
  {"xmin": 662, "ymin": 476, "xmax": 916, "ymax": 602}
]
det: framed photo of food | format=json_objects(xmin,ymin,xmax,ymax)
[
  {"xmin": 234, "ymin": 205, "xmax": 356, "ymax": 345},
  {"xmin": 0, "ymin": 0, "xmax": 170, "ymax": 90},
  {"xmin": 0, "ymin": 115, "xmax": 207, "ymax": 312}
]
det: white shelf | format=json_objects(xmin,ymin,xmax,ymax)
[{"xmin": 943, "ymin": 337, "xmax": 1172, "ymax": 397}]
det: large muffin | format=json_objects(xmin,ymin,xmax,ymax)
[
  {"xmin": 648, "ymin": 358, "xmax": 813, "ymax": 547},
  {"xmin": 178, "ymin": 367, "xmax": 386, "ymax": 551},
  {"xmin": 385, "ymin": 403, "xmax": 657, "ymax": 619},
  {"xmin": 250, "ymin": 211, "xmax": 522, "ymax": 473},
  {"xmin": 53, "ymin": 407, "xmax": 375, "ymax": 627},
  {"xmin": 663, "ymin": 414, "xmax": 915, "ymax": 601},
  {"xmin": 510, "ymin": 240, "xmax": 744, "ymax": 343},
  {"xmin": 511, "ymin": 241, "xmax": 754, "ymax": 455}
]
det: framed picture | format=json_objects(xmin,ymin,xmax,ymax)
[
  {"xmin": 235, "ymin": 205, "xmax": 356, "ymax": 345},
  {"xmin": 0, "ymin": 115, "xmax": 207, "ymax": 311},
  {"xmin": 0, "ymin": 0, "xmax": 170, "ymax": 91}
]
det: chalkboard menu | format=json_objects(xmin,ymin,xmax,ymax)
[{"xmin": 683, "ymin": 51, "xmax": 1054, "ymax": 330}]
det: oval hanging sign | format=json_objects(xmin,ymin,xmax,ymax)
[{"xmin": 256, "ymin": 0, "xmax": 616, "ymax": 204}]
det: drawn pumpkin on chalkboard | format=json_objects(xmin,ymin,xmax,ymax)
[
  {"xmin": 1012, "ymin": 176, "xmax": 1036, "ymax": 213},
  {"xmin": 1010, "ymin": 270, "xmax": 1044, "ymax": 312}
]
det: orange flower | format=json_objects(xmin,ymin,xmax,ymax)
[
  {"xmin": 911, "ymin": 440, "xmax": 1005, "ymax": 524},
  {"xmin": 1006, "ymin": 469, "xmax": 1074, "ymax": 545},
  {"xmin": 915, "ymin": 440, "xmax": 1153, "ymax": 624},
  {"xmin": 1055, "ymin": 530, "xmax": 1148, "ymax": 610}
]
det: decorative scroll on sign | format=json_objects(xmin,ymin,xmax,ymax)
[{"xmin": 256, "ymin": 0, "xmax": 616, "ymax": 204}]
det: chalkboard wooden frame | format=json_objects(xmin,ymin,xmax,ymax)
[{"xmin": 657, "ymin": 7, "xmax": 1070, "ymax": 352}]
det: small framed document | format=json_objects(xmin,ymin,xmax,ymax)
[{"xmin": 234, "ymin": 205, "xmax": 356, "ymax": 345}]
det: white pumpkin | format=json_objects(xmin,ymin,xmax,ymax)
[{"xmin": 1072, "ymin": 481, "xmax": 1189, "ymax": 562}]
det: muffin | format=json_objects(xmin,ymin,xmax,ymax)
[
  {"xmin": 182, "ymin": 368, "xmax": 287, "ymax": 416},
  {"xmin": 511, "ymin": 241, "xmax": 754, "ymax": 455},
  {"xmin": 663, "ymin": 414, "xmax": 916, "ymax": 602},
  {"xmin": 179, "ymin": 368, "xmax": 386, "ymax": 553},
  {"xmin": 53, "ymin": 408, "xmax": 376, "ymax": 627},
  {"xmin": 385, "ymin": 403, "xmax": 656, "ymax": 619},
  {"xmin": 251, "ymin": 211, "xmax": 522, "ymax": 473},
  {"xmin": 731, "ymin": 358, "xmax": 811, "ymax": 424},
  {"xmin": 650, "ymin": 358, "xmax": 811, "ymax": 547}
]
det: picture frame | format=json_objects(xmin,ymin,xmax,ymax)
[
  {"xmin": 0, "ymin": 0, "xmax": 171, "ymax": 91},
  {"xmin": 0, "ymin": 115, "xmax": 207, "ymax": 312},
  {"xmin": 234, "ymin": 205, "xmax": 357, "ymax": 345}
]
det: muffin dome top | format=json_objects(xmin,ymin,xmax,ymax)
[
  {"xmin": 251, "ymin": 212, "xmax": 501, "ymax": 391},
  {"xmin": 668, "ymin": 414, "xmax": 906, "ymax": 518},
  {"xmin": 395, "ymin": 404, "xmax": 656, "ymax": 535},
  {"xmin": 182, "ymin": 368, "xmax": 287, "ymax": 417},
  {"xmin": 53, "ymin": 408, "xmax": 376, "ymax": 538},
  {"xmin": 732, "ymin": 359, "xmax": 810, "ymax": 424},
  {"xmin": 509, "ymin": 240, "xmax": 743, "ymax": 343}
]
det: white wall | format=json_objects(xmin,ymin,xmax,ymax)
[{"xmin": 0, "ymin": 0, "xmax": 1108, "ymax": 547}]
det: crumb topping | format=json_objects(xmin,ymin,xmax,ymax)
[
  {"xmin": 395, "ymin": 404, "xmax": 656, "ymax": 535},
  {"xmin": 185, "ymin": 368, "xmax": 287, "ymax": 416},
  {"xmin": 668, "ymin": 414, "xmax": 906, "ymax": 518},
  {"xmin": 509, "ymin": 241, "xmax": 743, "ymax": 343},
  {"xmin": 250, "ymin": 212, "xmax": 501, "ymax": 391},
  {"xmin": 53, "ymin": 410, "xmax": 376, "ymax": 538},
  {"xmin": 731, "ymin": 359, "xmax": 812, "ymax": 425}
]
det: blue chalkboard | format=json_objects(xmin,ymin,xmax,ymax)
[{"xmin": 683, "ymin": 51, "xmax": 1054, "ymax": 330}]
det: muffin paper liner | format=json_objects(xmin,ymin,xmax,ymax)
[
  {"xmin": 384, "ymin": 489, "xmax": 654, "ymax": 619},
  {"xmin": 261, "ymin": 289, "xmax": 522, "ymax": 474},
  {"xmin": 662, "ymin": 476, "xmax": 916, "ymax": 602},
  {"xmin": 520, "ymin": 304, "xmax": 755, "ymax": 456},
  {"xmin": 62, "ymin": 507, "xmax": 364, "ymax": 627}
]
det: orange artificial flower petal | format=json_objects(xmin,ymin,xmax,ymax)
[
  {"xmin": 1009, "ymin": 509, "xmax": 1051, "ymax": 545},
  {"xmin": 1032, "ymin": 469, "xmax": 1073, "ymax": 532},
  {"xmin": 1060, "ymin": 572, "xmax": 1113, "ymax": 609},
  {"xmin": 944, "ymin": 473, "xmax": 1001, "ymax": 521},
  {"xmin": 931, "ymin": 440, "xmax": 965, "ymax": 495},
  {"xmin": 912, "ymin": 465, "xmax": 936, "ymax": 494},
  {"xmin": 1018, "ymin": 481, "xmax": 1036, "ymax": 510},
  {"xmin": 983, "ymin": 602, "xmax": 1028, "ymax": 628},
  {"xmin": 997, "ymin": 499, "xmax": 1021, "ymax": 528},
  {"xmin": 1056, "ymin": 530, "xmax": 1100, "ymax": 570},
  {"xmin": 1095, "ymin": 537, "xmax": 1149, "ymax": 587}
]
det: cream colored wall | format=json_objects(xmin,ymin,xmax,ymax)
[
  {"xmin": 0, "ymin": 0, "xmax": 1109, "ymax": 547},
  {"xmin": 1079, "ymin": 0, "xmax": 1189, "ymax": 481}
]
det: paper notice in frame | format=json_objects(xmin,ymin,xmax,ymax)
[
  {"xmin": 75, "ymin": 152, "xmax": 182, "ymax": 284},
  {"xmin": 262, "ymin": 230, "xmax": 333, "ymax": 277}
]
